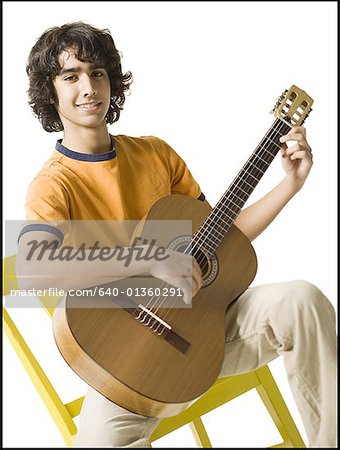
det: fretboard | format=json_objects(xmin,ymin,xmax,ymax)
[{"xmin": 193, "ymin": 118, "xmax": 291, "ymax": 254}]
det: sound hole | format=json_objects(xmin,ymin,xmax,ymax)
[{"xmin": 175, "ymin": 244, "xmax": 211, "ymax": 280}]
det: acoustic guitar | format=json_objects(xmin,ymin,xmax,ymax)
[{"xmin": 53, "ymin": 85, "xmax": 313, "ymax": 418}]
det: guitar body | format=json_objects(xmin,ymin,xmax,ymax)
[{"xmin": 53, "ymin": 194, "xmax": 257, "ymax": 417}]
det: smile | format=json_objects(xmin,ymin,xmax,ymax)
[{"xmin": 76, "ymin": 102, "xmax": 101, "ymax": 110}]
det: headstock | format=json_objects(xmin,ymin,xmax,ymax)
[{"xmin": 272, "ymin": 85, "xmax": 314, "ymax": 127}]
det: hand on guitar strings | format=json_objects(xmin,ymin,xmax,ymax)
[
  {"xmin": 149, "ymin": 249, "xmax": 203, "ymax": 304},
  {"xmin": 279, "ymin": 126, "xmax": 313, "ymax": 192}
]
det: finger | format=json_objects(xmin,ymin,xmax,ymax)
[
  {"xmin": 290, "ymin": 126, "xmax": 306, "ymax": 136},
  {"xmin": 183, "ymin": 282, "xmax": 193, "ymax": 304},
  {"xmin": 192, "ymin": 277, "xmax": 199, "ymax": 298},
  {"xmin": 192, "ymin": 257, "xmax": 203, "ymax": 287},
  {"xmin": 280, "ymin": 142, "xmax": 288, "ymax": 158},
  {"xmin": 192, "ymin": 266, "xmax": 203, "ymax": 294},
  {"xmin": 279, "ymin": 133, "xmax": 304, "ymax": 143},
  {"xmin": 289, "ymin": 150, "xmax": 310, "ymax": 160},
  {"xmin": 285, "ymin": 142, "xmax": 312, "ymax": 156},
  {"xmin": 284, "ymin": 143, "xmax": 303, "ymax": 156},
  {"xmin": 193, "ymin": 256, "xmax": 202, "ymax": 277}
]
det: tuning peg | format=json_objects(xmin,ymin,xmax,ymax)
[
  {"xmin": 270, "ymin": 99, "xmax": 280, "ymax": 114},
  {"xmin": 300, "ymin": 108, "xmax": 313, "ymax": 125},
  {"xmin": 270, "ymin": 99, "xmax": 282, "ymax": 114},
  {"xmin": 270, "ymin": 89, "xmax": 289, "ymax": 114}
]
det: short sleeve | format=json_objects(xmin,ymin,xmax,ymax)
[
  {"xmin": 18, "ymin": 174, "xmax": 71, "ymax": 245},
  {"xmin": 160, "ymin": 139, "xmax": 205, "ymax": 201}
]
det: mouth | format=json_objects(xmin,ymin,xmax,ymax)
[{"xmin": 76, "ymin": 102, "xmax": 102, "ymax": 111}]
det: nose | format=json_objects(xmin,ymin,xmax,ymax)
[{"xmin": 81, "ymin": 74, "xmax": 97, "ymax": 97}]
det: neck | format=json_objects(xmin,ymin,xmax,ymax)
[
  {"xmin": 62, "ymin": 125, "xmax": 112, "ymax": 154},
  {"xmin": 193, "ymin": 118, "xmax": 291, "ymax": 255}
]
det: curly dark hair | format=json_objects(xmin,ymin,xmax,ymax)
[{"xmin": 26, "ymin": 21, "xmax": 133, "ymax": 132}]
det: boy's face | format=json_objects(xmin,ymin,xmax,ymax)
[{"xmin": 52, "ymin": 48, "xmax": 111, "ymax": 132}]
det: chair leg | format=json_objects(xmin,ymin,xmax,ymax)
[
  {"xmin": 255, "ymin": 366, "xmax": 305, "ymax": 448},
  {"xmin": 3, "ymin": 307, "xmax": 76, "ymax": 447},
  {"xmin": 189, "ymin": 418, "xmax": 212, "ymax": 448}
]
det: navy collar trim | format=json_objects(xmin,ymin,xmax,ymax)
[{"xmin": 55, "ymin": 136, "xmax": 116, "ymax": 161}]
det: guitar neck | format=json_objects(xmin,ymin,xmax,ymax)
[{"xmin": 193, "ymin": 118, "xmax": 291, "ymax": 254}]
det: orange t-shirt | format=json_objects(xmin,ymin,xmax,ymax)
[{"xmin": 19, "ymin": 134, "xmax": 204, "ymax": 245}]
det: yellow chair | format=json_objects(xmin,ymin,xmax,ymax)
[{"xmin": 3, "ymin": 255, "xmax": 305, "ymax": 448}]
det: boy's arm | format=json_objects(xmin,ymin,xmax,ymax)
[
  {"xmin": 16, "ymin": 230, "xmax": 202, "ymax": 304},
  {"xmin": 234, "ymin": 126, "xmax": 313, "ymax": 241}
]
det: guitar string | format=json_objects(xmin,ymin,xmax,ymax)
[
  {"xmin": 192, "ymin": 119, "xmax": 289, "ymax": 250},
  {"xmin": 132, "ymin": 119, "xmax": 289, "ymax": 329},
  {"xmin": 136, "ymin": 118, "xmax": 289, "ymax": 327},
  {"xmin": 151, "ymin": 118, "xmax": 289, "ymax": 323},
  {"xmin": 145, "ymin": 118, "xmax": 289, "ymax": 324}
]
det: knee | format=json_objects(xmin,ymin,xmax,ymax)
[
  {"xmin": 73, "ymin": 388, "xmax": 158, "ymax": 448},
  {"xmin": 280, "ymin": 280, "xmax": 335, "ymax": 323}
]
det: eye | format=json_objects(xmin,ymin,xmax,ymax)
[
  {"xmin": 64, "ymin": 75, "xmax": 77, "ymax": 82},
  {"xmin": 92, "ymin": 71, "xmax": 105, "ymax": 78}
]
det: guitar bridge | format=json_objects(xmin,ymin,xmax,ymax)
[{"xmin": 133, "ymin": 305, "xmax": 190, "ymax": 354}]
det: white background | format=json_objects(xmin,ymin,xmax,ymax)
[{"xmin": 3, "ymin": 1, "xmax": 337, "ymax": 447}]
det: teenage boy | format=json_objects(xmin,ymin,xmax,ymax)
[{"xmin": 18, "ymin": 22, "xmax": 336, "ymax": 447}]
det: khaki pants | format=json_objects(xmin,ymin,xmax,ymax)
[{"xmin": 73, "ymin": 280, "xmax": 337, "ymax": 448}]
